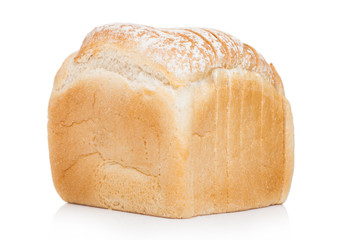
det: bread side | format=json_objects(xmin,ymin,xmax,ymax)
[
  {"xmin": 189, "ymin": 69, "xmax": 292, "ymax": 216},
  {"xmin": 49, "ymin": 67, "xmax": 197, "ymax": 217}
]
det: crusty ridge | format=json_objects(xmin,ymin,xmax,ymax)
[{"xmin": 75, "ymin": 23, "xmax": 284, "ymax": 94}]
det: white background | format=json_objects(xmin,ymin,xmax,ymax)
[{"xmin": 1, "ymin": 0, "xmax": 339, "ymax": 239}]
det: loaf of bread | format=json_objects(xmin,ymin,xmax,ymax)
[{"xmin": 48, "ymin": 23, "xmax": 294, "ymax": 218}]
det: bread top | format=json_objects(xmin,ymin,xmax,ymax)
[{"xmin": 74, "ymin": 23, "xmax": 284, "ymax": 94}]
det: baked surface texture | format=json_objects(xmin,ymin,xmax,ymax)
[{"xmin": 48, "ymin": 23, "xmax": 294, "ymax": 218}]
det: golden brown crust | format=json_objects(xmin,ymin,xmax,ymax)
[
  {"xmin": 279, "ymin": 98, "xmax": 294, "ymax": 203},
  {"xmin": 49, "ymin": 23, "xmax": 294, "ymax": 218},
  {"xmin": 49, "ymin": 71, "xmax": 193, "ymax": 218}
]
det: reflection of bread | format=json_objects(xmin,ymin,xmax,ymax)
[{"xmin": 48, "ymin": 23, "xmax": 294, "ymax": 218}]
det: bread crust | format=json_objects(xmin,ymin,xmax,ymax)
[
  {"xmin": 48, "ymin": 24, "xmax": 293, "ymax": 218},
  {"xmin": 75, "ymin": 24, "xmax": 284, "ymax": 93}
]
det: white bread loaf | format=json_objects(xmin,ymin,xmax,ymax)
[{"xmin": 48, "ymin": 23, "xmax": 294, "ymax": 218}]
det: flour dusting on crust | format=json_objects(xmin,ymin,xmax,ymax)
[{"xmin": 76, "ymin": 23, "xmax": 281, "ymax": 90}]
